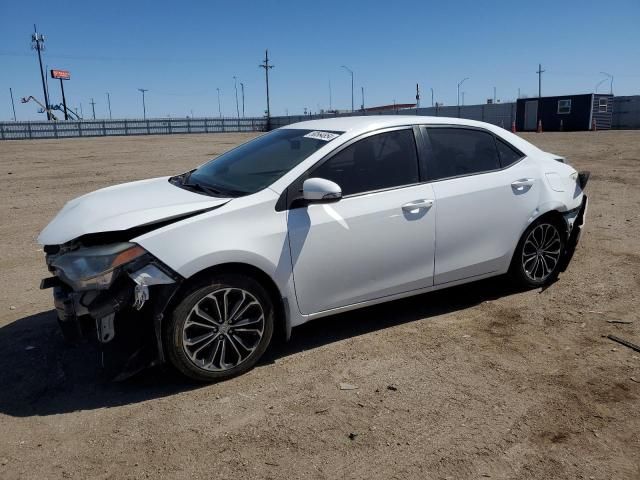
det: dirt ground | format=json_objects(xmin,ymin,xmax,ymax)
[{"xmin": 0, "ymin": 130, "xmax": 638, "ymax": 480}]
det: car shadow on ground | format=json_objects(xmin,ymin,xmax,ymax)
[{"xmin": 0, "ymin": 276, "xmax": 524, "ymax": 417}]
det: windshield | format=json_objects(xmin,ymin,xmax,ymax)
[{"xmin": 186, "ymin": 129, "xmax": 342, "ymax": 196}]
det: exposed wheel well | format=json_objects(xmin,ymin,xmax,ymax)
[{"xmin": 167, "ymin": 263, "xmax": 288, "ymax": 345}]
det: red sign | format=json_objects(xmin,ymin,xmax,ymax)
[{"xmin": 51, "ymin": 69, "xmax": 70, "ymax": 80}]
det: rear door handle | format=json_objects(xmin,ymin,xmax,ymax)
[
  {"xmin": 402, "ymin": 199, "xmax": 434, "ymax": 212},
  {"xmin": 511, "ymin": 178, "xmax": 535, "ymax": 191}
]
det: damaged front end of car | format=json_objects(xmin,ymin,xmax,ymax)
[{"xmin": 41, "ymin": 238, "xmax": 183, "ymax": 380}]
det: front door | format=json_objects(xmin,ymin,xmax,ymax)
[{"xmin": 287, "ymin": 128, "xmax": 436, "ymax": 315}]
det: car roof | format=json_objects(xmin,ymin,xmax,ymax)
[
  {"xmin": 282, "ymin": 115, "xmax": 541, "ymax": 156},
  {"xmin": 283, "ymin": 115, "xmax": 495, "ymax": 132}
]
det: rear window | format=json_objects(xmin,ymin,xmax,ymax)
[
  {"xmin": 425, "ymin": 128, "xmax": 501, "ymax": 180},
  {"xmin": 496, "ymin": 138, "xmax": 524, "ymax": 167}
]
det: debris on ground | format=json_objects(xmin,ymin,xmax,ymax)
[
  {"xmin": 315, "ymin": 408, "xmax": 329, "ymax": 414},
  {"xmin": 605, "ymin": 319, "xmax": 634, "ymax": 324},
  {"xmin": 387, "ymin": 385, "xmax": 398, "ymax": 391},
  {"xmin": 339, "ymin": 382, "xmax": 358, "ymax": 390},
  {"xmin": 9, "ymin": 306, "xmax": 15, "ymax": 310},
  {"xmin": 348, "ymin": 433, "xmax": 358, "ymax": 440},
  {"xmin": 630, "ymin": 377, "xmax": 639, "ymax": 384},
  {"xmin": 607, "ymin": 334, "xmax": 640, "ymax": 353}
]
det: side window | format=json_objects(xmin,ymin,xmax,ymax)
[
  {"xmin": 425, "ymin": 128, "xmax": 501, "ymax": 181},
  {"xmin": 598, "ymin": 98, "xmax": 608, "ymax": 112},
  {"xmin": 558, "ymin": 99, "xmax": 571, "ymax": 114},
  {"xmin": 310, "ymin": 129, "xmax": 419, "ymax": 196},
  {"xmin": 496, "ymin": 138, "xmax": 524, "ymax": 167}
]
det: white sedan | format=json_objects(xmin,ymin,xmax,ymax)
[{"xmin": 38, "ymin": 116, "xmax": 589, "ymax": 381}]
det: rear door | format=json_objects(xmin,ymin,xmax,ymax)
[
  {"xmin": 287, "ymin": 127, "xmax": 437, "ymax": 315},
  {"xmin": 420, "ymin": 126, "xmax": 540, "ymax": 285}
]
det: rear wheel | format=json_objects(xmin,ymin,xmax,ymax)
[
  {"xmin": 512, "ymin": 218, "xmax": 566, "ymax": 288},
  {"xmin": 164, "ymin": 274, "xmax": 274, "ymax": 382}
]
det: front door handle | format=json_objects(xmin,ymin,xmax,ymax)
[
  {"xmin": 402, "ymin": 199, "xmax": 434, "ymax": 212},
  {"xmin": 511, "ymin": 178, "xmax": 535, "ymax": 191}
]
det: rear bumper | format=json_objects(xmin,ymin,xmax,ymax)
[{"xmin": 559, "ymin": 195, "xmax": 588, "ymax": 272}]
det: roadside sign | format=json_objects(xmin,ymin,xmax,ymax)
[{"xmin": 51, "ymin": 69, "xmax": 70, "ymax": 80}]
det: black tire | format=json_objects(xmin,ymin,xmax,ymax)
[
  {"xmin": 511, "ymin": 217, "xmax": 566, "ymax": 288},
  {"xmin": 164, "ymin": 273, "xmax": 274, "ymax": 382}
]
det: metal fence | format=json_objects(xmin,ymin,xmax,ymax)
[
  {"xmin": 0, "ymin": 117, "xmax": 267, "ymax": 140},
  {"xmin": 269, "ymin": 103, "xmax": 518, "ymax": 131},
  {"xmin": 4, "ymin": 96, "xmax": 638, "ymax": 140},
  {"xmin": 612, "ymin": 96, "xmax": 640, "ymax": 129}
]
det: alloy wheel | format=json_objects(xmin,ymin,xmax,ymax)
[
  {"xmin": 182, "ymin": 287, "xmax": 265, "ymax": 371},
  {"xmin": 522, "ymin": 223, "xmax": 562, "ymax": 282}
]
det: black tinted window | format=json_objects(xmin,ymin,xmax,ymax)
[
  {"xmin": 311, "ymin": 129, "xmax": 419, "ymax": 196},
  {"xmin": 496, "ymin": 138, "xmax": 523, "ymax": 167},
  {"xmin": 190, "ymin": 129, "xmax": 341, "ymax": 195},
  {"xmin": 426, "ymin": 128, "xmax": 500, "ymax": 180}
]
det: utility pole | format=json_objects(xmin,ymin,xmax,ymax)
[
  {"xmin": 106, "ymin": 92, "xmax": 112, "ymax": 119},
  {"xmin": 9, "ymin": 87, "xmax": 17, "ymax": 121},
  {"xmin": 457, "ymin": 77, "xmax": 469, "ymax": 106},
  {"xmin": 240, "ymin": 82, "xmax": 245, "ymax": 117},
  {"xmin": 341, "ymin": 65, "xmax": 354, "ymax": 112},
  {"xmin": 216, "ymin": 88, "xmax": 222, "ymax": 118},
  {"xmin": 518, "ymin": 87, "xmax": 521, "ymax": 99},
  {"xmin": 31, "ymin": 25, "xmax": 51, "ymax": 120},
  {"xmin": 361, "ymin": 86, "xmax": 365, "ymax": 111},
  {"xmin": 138, "ymin": 88, "xmax": 148, "ymax": 119},
  {"xmin": 430, "ymin": 88, "xmax": 434, "ymax": 107},
  {"xmin": 536, "ymin": 63, "xmax": 545, "ymax": 98},
  {"xmin": 90, "ymin": 98, "xmax": 96, "ymax": 119},
  {"xmin": 329, "ymin": 80, "xmax": 332, "ymax": 111},
  {"xmin": 80, "ymin": 103, "xmax": 83, "ymax": 118},
  {"xmin": 493, "ymin": 86, "xmax": 496, "ymax": 103},
  {"xmin": 233, "ymin": 76, "xmax": 239, "ymax": 118},
  {"xmin": 415, "ymin": 83, "xmax": 420, "ymax": 110},
  {"xmin": 259, "ymin": 49, "xmax": 274, "ymax": 120}
]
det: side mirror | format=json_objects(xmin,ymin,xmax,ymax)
[{"xmin": 302, "ymin": 177, "xmax": 342, "ymax": 203}]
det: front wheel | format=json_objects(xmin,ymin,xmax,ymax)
[
  {"xmin": 164, "ymin": 274, "xmax": 274, "ymax": 382},
  {"xmin": 511, "ymin": 218, "xmax": 566, "ymax": 288}
]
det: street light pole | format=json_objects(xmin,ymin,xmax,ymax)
[
  {"xmin": 240, "ymin": 82, "xmax": 245, "ymax": 117},
  {"xmin": 138, "ymin": 88, "xmax": 148, "ymax": 119},
  {"xmin": 216, "ymin": 88, "xmax": 222, "ymax": 118},
  {"xmin": 341, "ymin": 65, "xmax": 354, "ymax": 112},
  {"xmin": 600, "ymin": 71, "xmax": 614, "ymax": 94},
  {"xmin": 595, "ymin": 78, "xmax": 607, "ymax": 93},
  {"xmin": 233, "ymin": 76, "xmax": 240, "ymax": 118},
  {"xmin": 430, "ymin": 88, "xmax": 434, "ymax": 107},
  {"xmin": 106, "ymin": 92, "xmax": 112, "ymax": 119},
  {"xmin": 9, "ymin": 87, "xmax": 17, "ymax": 121},
  {"xmin": 457, "ymin": 77, "xmax": 469, "ymax": 106}
]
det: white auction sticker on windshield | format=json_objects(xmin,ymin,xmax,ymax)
[{"xmin": 303, "ymin": 131, "xmax": 340, "ymax": 141}]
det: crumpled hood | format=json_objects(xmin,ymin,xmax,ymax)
[{"xmin": 38, "ymin": 176, "xmax": 230, "ymax": 245}]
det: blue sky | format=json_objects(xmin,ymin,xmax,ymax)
[{"xmin": 1, "ymin": 0, "xmax": 639, "ymax": 120}]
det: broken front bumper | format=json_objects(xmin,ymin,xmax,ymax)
[{"xmin": 42, "ymin": 261, "xmax": 182, "ymax": 379}]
